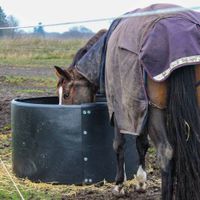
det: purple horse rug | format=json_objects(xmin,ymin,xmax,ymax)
[{"xmin": 76, "ymin": 4, "xmax": 200, "ymax": 135}]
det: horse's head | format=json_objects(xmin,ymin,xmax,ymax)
[{"xmin": 54, "ymin": 66, "xmax": 97, "ymax": 105}]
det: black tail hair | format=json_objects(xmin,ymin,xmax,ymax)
[{"xmin": 167, "ymin": 66, "xmax": 200, "ymax": 200}]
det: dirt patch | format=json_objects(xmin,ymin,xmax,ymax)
[
  {"xmin": 0, "ymin": 65, "xmax": 54, "ymax": 77},
  {"xmin": 0, "ymin": 65, "xmax": 161, "ymax": 199},
  {"xmin": 0, "ymin": 66, "xmax": 55, "ymax": 132}
]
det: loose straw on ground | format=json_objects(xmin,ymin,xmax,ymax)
[{"xmin": 0, "ymin": 157, "xmax": 25, "ymax": 200}]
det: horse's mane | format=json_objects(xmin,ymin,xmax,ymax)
[{"xmin": 69, "ymin": 29, "xmax": 107, "ymax": 68}]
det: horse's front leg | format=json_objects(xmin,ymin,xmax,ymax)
[
  {"xmin": 135, "ymin": 131, "xmax": 149, "ymax": 192},
  {"xmin": 112, "ymin": 118, "xmax": 126, "ymax": 196}
]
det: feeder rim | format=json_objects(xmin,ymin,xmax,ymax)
[{"xmin": 11, "ymin": 96, "xmax": 106, "ymax": 109}]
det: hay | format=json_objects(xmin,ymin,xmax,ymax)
[{"xmin": 0, "ymin": 132, "xmax": 160, "ymax": 199}]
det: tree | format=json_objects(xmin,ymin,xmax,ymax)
[
  {"xmin": 0, "ymin": 7, "xmax": 19, "ymax": 38},
  {"xmin": 6, "ymin": 15, "xmax": 19, "ymax": 38},
  {"xmin": 79, "ymin": 26, "xmax": 93, "ymax": 34},
  {"xmin": 7, "ymin": 15, "xmax": 18, "ymax": 27},
  {"xmin": 65, "ymin": 26, "xmax": 93, "ymax": 38},
  {"xmin": 34, "ymin": 22, "xmax": 45, "ymax": 37},
  {"xmin": 69, "ymin": 26, "xmax": 93, "ymax": 34},
  {"xmin": 0, "ymin": 6, "xmax": 8, "ymax": 37}
]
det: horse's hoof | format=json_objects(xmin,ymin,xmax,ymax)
[
  {"xmin": 135, "ymin": 182, "xmax": 147, "ymax": 193},
  {"xmin": 134, "ymin": 165, "xmax": 147, "ymax": 193},
  {"xmin": 112, "ymin": 185, "xmax": 125, "ymax": 197}
]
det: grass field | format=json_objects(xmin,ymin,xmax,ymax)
[
  {"xmin": 0, "ymin": 130, "xmax": 116, "ymax": 199},
  {"xmin": 0, "ymin": 37, "xmax": 87, "ymax": 68},
  {"xmin": 0, "ymin": 37, "xmax": 103, "ymax": 200},
  {"xmin": 0, "ymin": 37, "xmax": 160, "ymax": 200}
]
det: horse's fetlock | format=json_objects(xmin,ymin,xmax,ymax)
[
  {"xmin": 112, "ymin": 184, "xmax": 125, "ymax": 196},
  {"xmin": 164, "ymin": 145, "xmax": 173, "ymax": 160},
  {"xmin": 158, "ymin": 144, "xmax": 173, "ymax": 171}
]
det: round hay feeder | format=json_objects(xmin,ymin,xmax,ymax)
[{"xmin": 11, "ymin": 96, "xmax": 139, "ymax": 184}]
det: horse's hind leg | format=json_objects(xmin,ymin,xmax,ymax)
[
  {"xmin": 135, "ymin": 130, "xmax": 149, "ymax": 192},
  {"xmin": 112, "ymin": 117, "xmax": 126, "ymax": 196},
  {"xmin": 148, "ymin": 107, "xmax": 174, "ymax": 200},
  {"xmin": 161, "ymin": 159, "xmax": 174, "ymax": 200}
]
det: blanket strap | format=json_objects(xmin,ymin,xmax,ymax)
[{"xmin": 195, "ymin": 80, "xmax": 200, "ymax": 88}]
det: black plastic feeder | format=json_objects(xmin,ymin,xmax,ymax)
[{"xmin": 11, "ymin": 96, "xmax": 139, "ymax": 184}]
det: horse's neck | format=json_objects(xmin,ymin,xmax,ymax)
[{"xmin": 75, "ymin": 31, "xmax": 109, "ymax": 89}]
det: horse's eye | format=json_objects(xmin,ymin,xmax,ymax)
[{"xmin": 63, "ymin": 93, "xmax": 70, "ymax": 99}]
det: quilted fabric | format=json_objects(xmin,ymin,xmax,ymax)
[{"xmin": 77, "ymin": 4, "xmax": 200, "ymax": 135}]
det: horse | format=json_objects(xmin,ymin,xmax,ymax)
[
  {"xmin": 55, "ymin": 4, "xmax": 200, "ymax": 200},
  {"xmin": 55, "ymin": 29, "xmax": 107, "ymax": 105}
]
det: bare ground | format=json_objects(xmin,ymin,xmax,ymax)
[{"xmin": 0, "ymin": 65, "xmax": 161, "ymax": 200}]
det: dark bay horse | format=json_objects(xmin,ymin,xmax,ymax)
[
  {"xmin": 55, "ymin": 29, "xmax": 107, "ymax": 105},
  {"xmin": 55, "ymin": 4, "xmax": 200, "ymax": 200}
]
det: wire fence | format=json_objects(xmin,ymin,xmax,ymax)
[{"xmin": 0, "ymin": 5, "xmax": 200, "ymax": 30}]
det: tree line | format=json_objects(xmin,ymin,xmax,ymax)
[
  {"xmin": 0, "ymin": 6, "xmax": 18, "ymax": 37},
  {"xmin": 0, "ymin": 6, "xmax": 94, "ymax": 39}
]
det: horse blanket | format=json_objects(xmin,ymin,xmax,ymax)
[{"xmin": 76, "ymin": 3, "xmax": 200, "ymax": 135}]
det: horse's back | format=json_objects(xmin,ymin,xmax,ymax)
[
  {"xmin": 105, "ymin": 4, "xmax": 180, "ymax": 134},
  {"xmin": 105, "ymin": 4, "xmax": 200, "ymax": 134}
]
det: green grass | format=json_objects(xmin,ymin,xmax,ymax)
[
  {"xmin": 148, "ymin": 146, "xmax": 156, "ymax": 155},
  {"xmin": 0, "ymin": 38, "xmax": 88, "ymax": 199},
  {"xmin": 0, "ymin": 131, "xmax": 113, "ymax": 200},
  {"xmin": 4, "ymin": 75, "xmax": 57, "ymax": 88},
  {"xmin": 0, "ymin": 37, "xmax": 87, "ymax": 67},
  {"xmin": 0, "ymin": 36, "xmax": 159, "ymax": 199},
  {"xmin": 0, "ymin": 37, "xmax": 112, "ymax": 200},
  {"xmin": 0, "ymin": 132, "xmax": 92, "ymax": 200},
  {"xmin": 1, "ymin": 124, "xmax": 11, "ymax": 132},
  {"xmin": 15, "ymin": 89, "xmax": 46, "ymax": 94},
  {"xmin": 4, "ymin": 75, "xmax": 28, "ymax": 85}
]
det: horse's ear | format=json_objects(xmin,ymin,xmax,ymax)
[{"xmin": 54, "ymin": 66, "xmax": 71, "ymax": 80}]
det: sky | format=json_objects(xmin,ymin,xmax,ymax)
[{"xmin": 0, "ymin": 0, "xmax": 200, "ymax": 33}]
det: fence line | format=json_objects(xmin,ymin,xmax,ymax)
[{"xmin": 0, "ymin": 5, "xmax": 200, "ymax": 30}]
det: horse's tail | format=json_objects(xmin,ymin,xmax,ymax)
[{"xmin": 167, "ymin": 66, "xmax": 200, "ymax": 200}]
